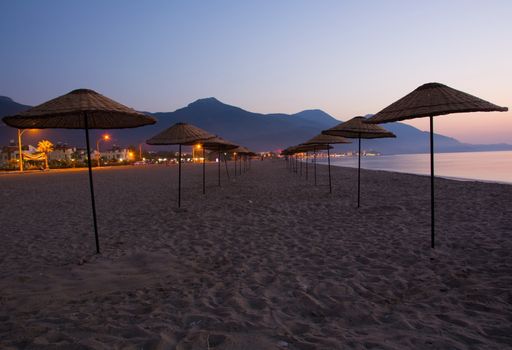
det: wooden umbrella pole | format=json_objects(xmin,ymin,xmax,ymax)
[
  {"xmin": 305, "ymin": 151, "xmax": 308, "ymax": 180},
  {"xmin": 358, "ymin": 135, "xmax": 361, "ymax": 208},
  {"xmin": 299, "ymin": 153, "xmax": 303, "ymax": 177},
  {"xmin": 224, "ymin": 153, "xmax": 230, "ymax": 179},
  {"xmin": 84, "ymin": 114, "xmax": 100, "ymax": 254},
  {"xmin": 202, "ymin": 147, "xmax": 206, "ymax": 195},
  {"xmin": 430, "ymin": 116, "xmax": 435, "ymax": 248},
  {"xmin": 234, "ymin": 154, "xmax": 237, "ymax": 176},
  {"xmin": 239, "ymin": 154, "xmax": 242, "ymax": 174},
  {"xmin": 218, "ymin": 149, "xmax": 221, "ymax": 187},
  {"xmin": 314, "ymin": 148, "xmax": 317, "ymax": 185},
  {"xmin": 328, "ymin": 146, "xmax": 332, "ymax": 194},
  {"xmin": 178, "ymin": 144, "xmax": 182, "ymax": 207}
]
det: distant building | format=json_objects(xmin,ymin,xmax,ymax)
[
  {"xmin": 100, "ymin": 146, "xmax": 133, "ymax": 162},
  {"xmin": 48, "ymin": 144, "xmax": 76, "ymax": 161},
  {"xmin": 0, "ymin": 144, "xmax": 38, "ymax": 167}
]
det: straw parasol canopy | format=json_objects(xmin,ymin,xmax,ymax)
[
  {"xmin": 1, "ymin": 88, "xmax": 156, "ymax": 255},
  {"xmin": 232, "ymin": 146, "xmax": 250, "ymax": 154},
  {"xmin": 231, "ymin": 146, "xmax": 251, "ymax": 176},
  {"xmin": 322, "ymin": 116, "xmax": 395, "ymax": 139},
  {"xmin": 365, "ymin": 82, "xmax": 508, "ymax": 124},
  {"xmin": 199, "ymin": 136, "xmax": 239, "ymax": 188},
  {"xmin": 2, "ymin": 88, "xmax": 156, "ymax": 129},
  {"xmin": 146, "ymin": 122, "xmax": 215, "ymax": 145},
  {"xmin": 366, "ymin": 82, "xmax": 508, "ymax": 248},
  {"xmin": 302, "ymin": 133, "xmax": 351, "ymax": 145},
  {"xmin": 201, "ymin": 136, "xmax": 239, "ymax": 151},
  {"xmin": 322, "ymin": 116, "xmax": 395, "ymax": 207},
  {"xmin": 146, "ymin": 122, "xmax": 216, "ymax": 208},
  {"xmin": 281, "ymin": 147, "xmax": 295, "ymax": 156}
]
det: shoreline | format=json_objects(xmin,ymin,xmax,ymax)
[{"xmin": 315, "ymin": 150, "xmax": 512, "ymax": 185}]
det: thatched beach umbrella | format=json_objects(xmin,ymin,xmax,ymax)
[
  {"xmin": 239, "ymin": 148, "xmax": 255, "ymax": 173},
  {"xmin": 2, "ymin": 88, "xmax": 156, "ymax": 254},
  {"xmin": 146, "ymin": 122, "xmax": 215, "ymax": 207},
  {"xmin": 302, "ymin": 134, "xmax": 351, "ymax": 193},
  {"xmin": 246, "ymin": 151, "xmax": 257, "ymax": 170},
  {"xmin": 231, "ymin": 146, "xmax": 250, "ymax": 176},
  {"xmin": 281, "ymin": 147, "xmax": 295, "ymax": 172},
  {"xmin": 366, "ymin": 82, "xmax": 508, "ymax": 248},
  {"xmin": 296, "ymin": 143, "xmax": 333, "ymax": 185},
  {"xmin": 286, "ymin": 146, "xmax": 302, "ymax": 173},
  {"xmin": 201, "ymin": 136, "xmax": 238, "ymax": 189},
  {"xmin": 322, "ymin": 116, "xmax": 395, "ymax": 207}
]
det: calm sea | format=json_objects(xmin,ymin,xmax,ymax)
[{"xmin": 321, "ymin": 151, "xmax": 512, "ymax": 184}]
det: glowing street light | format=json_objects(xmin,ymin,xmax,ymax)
[
  {"xmin": 17, "ymin": 129, "xmax": 36, "ymax": 172},
  {"xmin": 96, "ymin": 134, "xmax": 111, "ymax": 167}
]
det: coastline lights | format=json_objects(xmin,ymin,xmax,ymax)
[
  {"xmin": 17, "ymin": 128, "xmax": 38, "ymax": 172},
  {"xmin": 96, "ymin": 133, "xmax": 111, "ymax": 167},
  {"xmin": 193, "ymin": 143, "xmax": 204, "ymax": 163}
]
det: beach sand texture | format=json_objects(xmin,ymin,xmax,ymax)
[{"xmin": 1, "ymin": 160, "xmax": 511, "ymax": 349}]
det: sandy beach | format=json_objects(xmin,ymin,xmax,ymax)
[{"xmin": 1, "ymin": 160, "xmax": 511, "ymax": 349}]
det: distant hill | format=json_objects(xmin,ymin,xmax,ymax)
[
  {"xmin": 0, "ymin": 96, "xmax": 31, "ymax": 116},
  {"xmin": 1, "ymin": 95, "xmax": 511, "ymax": 154}
]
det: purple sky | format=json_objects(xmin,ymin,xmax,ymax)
[{"xmin": 1, "ymin": 0, "xmax": 510, "ymax": 144}]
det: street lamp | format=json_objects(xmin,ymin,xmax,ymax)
[
  {"xmin": 96, "ymin": 134, "xmax": 111, "ymax": 167},
  {"xmin": 17, "ymin": 129, "xmax": 36, "ymax": 172}
]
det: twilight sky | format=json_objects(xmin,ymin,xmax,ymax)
[{"xmin": 1, "ymin": 0, "xmax": 511, "ymax": 144}]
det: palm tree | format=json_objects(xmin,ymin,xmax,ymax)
[{"xmin": 37, "ymin": 140, "xmax": 54, "ymax": 170}]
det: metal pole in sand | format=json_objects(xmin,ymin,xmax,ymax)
[
  {"xmin": 84, "ymin": 114, "xmax": 100, "ymax": 254},
  {"xmin": 430, "ymin": 116, "xmax": 435, "ymax": 248},
  {"xmin": 328, "ymin": 146, "xmax": 332, "ymax": 194}
]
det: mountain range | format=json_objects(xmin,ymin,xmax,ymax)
[{"xmin": 1, "ymin": 95, "xmax": 511, "ymax": 154}]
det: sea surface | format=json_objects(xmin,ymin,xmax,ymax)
[{"xmin": 320, "ymin": 151, "xmax": 512, "ymax": 184}]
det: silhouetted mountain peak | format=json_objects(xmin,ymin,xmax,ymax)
[
  {"xmin": 0, "ymin": 96, "xmax": 31, "ymax": 117},
  {"xmin": 187, "ymin": 97, "xmax": 224, "ymax": 107},
  {"xmin": 0, "ymin": 96, "xmax": 14, "ymax": 102},
  {"xmin": 293, "ymin": 109, "xmax": 341, "ymax": 127},
  {"xmin": 180, "ymin": 97, "xmax": 248, "ymax": 116}
]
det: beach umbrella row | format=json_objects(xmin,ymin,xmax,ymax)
[
  {"xmin": 282, "ymin": 143, "xmax": 333, "ymax": 183},
  {"xmin": 285, "ymin": 82, "xmax": 507, "ymax": 249},
  {"xmin": 146, "ymin": 123, "xmax": 253, "ymax": 204},
  {"xmin": 301, "ymin": 134, "xmax": 351, "ymax": 193},
  {"xmin": 323, "ymin": 116, "xmax": 395, "ymax": 207},
  {"xmin": 366, "ymin": 82, "xmax": 508, "ymax": 248},
  {"xmin": 232, "ymin": 146, "xmax": 251, "ymax": 176},
  {"xmin": 201, "ymin": 136, "xmax": 239, "ymax": 188},
  {"xmin": 146, "ymin": 122, "xmax": 216, "ymax": 208},
  {"xmin": 284, "ymin": 117, "xmax": 394, "ymax": 207},
  {"xmin": 2, "ymin": 90, "xmax": 245, "ymax": 254}
]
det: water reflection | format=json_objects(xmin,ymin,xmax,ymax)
[{"xmin": 321, "ymin": 151, "xmax": 512, "ymax": 184}]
